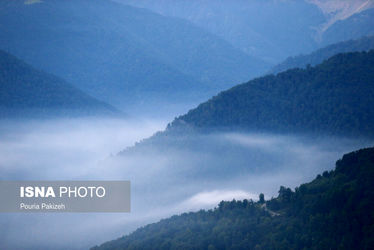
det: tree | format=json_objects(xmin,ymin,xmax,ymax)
[{"xmin": 259, "ymin": 193, "xmax": 265, "ymax": 204}]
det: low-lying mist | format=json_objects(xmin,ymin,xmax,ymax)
[{"xmin": 0, "ymin": 118, "xmax": 371, "ymax": 250}]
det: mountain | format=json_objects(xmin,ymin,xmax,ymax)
[
  {"xmin": 165, "ymin": 50, "xmax": 374, "ymax": 138},
  {"xmin": 118, "ymin": 0, "xmax": 325, "ymax": 63},
  {"xmin": 118, "ymin": 0, "xmax": 374, "ymax": 64},
  {"xmin": 309, "ymin": 0, "xmax": 374, "ymax": 36},
  {"xmin": 0, "ymin": 0, "xmax": 269, "ymax": 113},
  {"xmin": 0, "ymin": 50, "xmax": 118, "ymax": 118},
  {"xmin": 92, "ymin": 147, "xmax": 374, "ymax": 250},
  {"xmin": 321, "ymin": 8, "xmax": 374, "ymax": 46},
  {"xmin": 271, "ymin": 35, "xmax": 374, "ymax": 74}
]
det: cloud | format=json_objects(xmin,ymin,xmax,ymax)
[
  {"xmin": 0, "ymin": 118, "xmax": 372, "ymax": 249},
  {"xmin": 181, "ymin": 190, "xmax": 258, "ymax": 208},
  {"xmin": 24, "ymin": 0, "xmax": 43, "ymax": 5}
]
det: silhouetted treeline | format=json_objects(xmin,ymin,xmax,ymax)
[
  {"xmin": 271, "ymin": 35, "xmax": 374, "ymax": 74},
  {"xmin": 169, "ymin": 50, "xmax": 374, "ymax": 138}
]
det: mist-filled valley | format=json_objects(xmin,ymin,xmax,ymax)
[
  {"xmin": 0, "ymin": 118, "xmax": 372, "ymax": 249},
  {"xmin": 0, "ymin": 118, "xmax": 166, "ymax": 250},
  {"xmin": 1, "ymin": 0, "xmax": 374, "ymax": 249}
]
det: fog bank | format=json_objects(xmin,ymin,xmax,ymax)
[{"xmin": 0, "ymin": 118, "xmax": 371, "ymax": 250}]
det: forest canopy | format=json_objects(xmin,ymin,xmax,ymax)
[{"xmin": 92, "ymin": 147, "xmax": 374, "ymax": 250}]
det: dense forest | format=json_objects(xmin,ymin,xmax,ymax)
[
  {"xmin": 270, "ymin": 35, "xmax": 374, "ymax": 74},
  {"xmin": 168, "ymin": 50, "xmax": 374, "ymax": 138},
  {"xmin": 0, "ymin": 50, "xmax": 117, "ymax": 117},
  {"xmin": 92, "ymin": 147, "xmax": 374, "ymax": 250},
  {"xmin": 1, "ymin": 1, "xmax": 374, "ymax": 250}
]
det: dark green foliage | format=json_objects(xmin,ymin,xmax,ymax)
[
  {"xmin": 259, "ymin": 193, "xmax": 265, "ymax": 204},
  {"xmin": 92, "ymin": 147, "xmax": 374, "ymax": 250},
  {"xmin": 0, "ymin": 50, "xmax": 118, "ymax": 118},
  {"xmin": 169, "ymin": 51, "xmax": 374, "ymax": 138},
  {"xmin": 271, "ymin": 35, "xmax": 374, "ymax": 74}
]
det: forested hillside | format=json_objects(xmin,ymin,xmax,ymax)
[
  {"xmin": 271, "ymin": 35, "xmax": 374, "ymax": 74},
  {"xmin": 0, "ymin": 50, "xmax": 117, "ymax": 117},
  {"xmin": 92, "ymin": 147, "xmax": 374, "ymax": 250},
  {"xmin": 167, "ymin": 51, "xmax": 374, "ymax": 138},
  {"xmin": 0, "ymin": 0, "xmax": 269, "ymax": 111}
]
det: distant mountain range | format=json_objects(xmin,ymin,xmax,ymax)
[
  {"xmin": 0, "ymin": 50, "xmax": 118, "ymax": 118},
  {"xmin": 309, "ymin": 0, "xmax": 374, "ymax": 34},
  {"xmin": 271, "ymin": 35, "xmax": 374, "ymax": 74},
  {"xmin": 95, "ymin": 36, "xmax": 374, "ymax": 250},
  {"xmin": 2, "ymin": 0, "xmax": 373, "ymax": 115},
  {"xmin": 92, "ymin": 147, "xmax": 374, "ymax": 250},
  {"xmin": 118, "ymin": 0, "xmax": 325, "ymax": 63},
  {"xmin": 119, "ymin": 0, "xmax": 374, "ymax": 63},
  {"xmin": 320, "ymin": 8, "xmax": 374, "ymax": 46},
  {"xmin": 0, "ymin": 0, "xmax": 269, "ymax": 113},
  {"xmin": 164, "ymin": 50, "xmax": 374, "ymax": 138}
]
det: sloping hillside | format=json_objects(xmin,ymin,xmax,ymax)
[
  {"xmin": 92, "ymin": 147, "xmax": 374, "ymax": 250},
  {"xmin": 0, "ymin": 0, "xmax": 269, "ymax": 112},
  {"xmin": 167, "ymin": 51, "xmax": 374, "ymax": 138},
  {"xmin": 271, "ymin": 35, "xmax": 374, "ymax": 74},
  {"xmin": 310, "ymin": 0, "xmax": 374, "ymax": 36},
  {"xmin": 119, "ymin": 0, "xmax": 374, "ymax": 64},
  {"xmin": 119, "ymin": 0, "xmax": 325, "ymax": 63},
  {"xmin": 321, "ymin": 8, "xmax": 374, "ymax": 46},
  {"xmin": 0, "ymin": 50, "xmax": 118, "ymax": 118}
]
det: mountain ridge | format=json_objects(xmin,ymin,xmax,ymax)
[
  {"xmin": 0, "ymin": 49, "xmax": 119, "ymax": 118},
  {"xmin": 309, "ymin": 0, "xmax": 374, "ymax": 36},
  {"xmin": 0, "ymin": 0, "xmax": 269, "ymax": 113},
  {"xmin": 270, "ymin": 35, "xmax": 374, "ymax": 74},
  {"xmin": 118, "ymin": 0, "xmax": 374, "ymax": 64},
  {"xmin": 92, "ymin": 146, "xmax": 374, "ymax": 250},
  {"xmin": 165, "ymin": 50, "xmax": 374, "ymax": 138}
]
